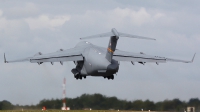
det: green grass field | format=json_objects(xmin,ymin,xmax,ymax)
[{"xmin": 0, "ymin": 110, "xmax": 161, "ymax": 112}]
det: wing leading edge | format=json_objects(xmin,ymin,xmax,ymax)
[
  {"xmin": 4, "ymin": 47, "xmax": 84, "ymax": 64},
  {"xmin": 113, "ymin": 50, "xmax": 195, "ymax": 64}
]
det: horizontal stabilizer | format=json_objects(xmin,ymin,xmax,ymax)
[
  {"xmin": 80, "ymin": 28, "xmax": 156, "ymax": 41},
  {"xmin": 118, "ymin": 32, "xmax": 156, "ymax": 40},
  {"xmin": 80, "ymin": 32, "xmax": 114, "ymax": 40}
]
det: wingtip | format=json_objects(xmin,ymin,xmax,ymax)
[
  {"xmin": 187, "ymin": 53, "xmax": 196, "ymax": 63},
  {"xmin": 191, "ymin": 53, "xmax": 196, "ymax": 62}
]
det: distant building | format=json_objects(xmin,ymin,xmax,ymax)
[{"xmin": 187, "ymin": 107, "xmax": 195, "ymax": 112}]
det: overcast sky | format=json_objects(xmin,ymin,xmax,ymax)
[{"xmin": 0, "ymin": 0, "xmax": 200, "ymax": 105}]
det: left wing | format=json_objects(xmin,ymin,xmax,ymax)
[
  {"xmin": 113, "ymin": 49, "xmax": 195, "ymax": 64},
  {"xmin": 4, "ymin": 47, "xmax": 84, "ymax": 64}
]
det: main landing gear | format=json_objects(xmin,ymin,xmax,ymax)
[
  {"xmin": 104, "ymin": 75, "xmax": 114, "ymax": 80},
  {"xmin": 75, "ymin": 75, "xmax": 86, "ymax": 80}
]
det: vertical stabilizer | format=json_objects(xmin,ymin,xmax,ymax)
[{"xmin": 105, "ymin": 28, "xmax": 119, "ymax": 62}]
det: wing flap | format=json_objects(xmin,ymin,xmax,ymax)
[
  {"xmin": 113, "ymin": 50, "xmax": 166, "ymax": 63},
  {"xmin": 113, "ymin": 55, "xmax": 166, "ymax": 63}
]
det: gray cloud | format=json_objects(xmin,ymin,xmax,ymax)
[
  {"xmin": 6, "ymin": 2, "xmax": 39, "ymax": 19},
  {"xmin": 0, "ymin": 0, "xmax": 199, "ymax": 105}
]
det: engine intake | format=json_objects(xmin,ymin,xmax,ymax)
[{"xmin": 71, "ymin": 68, "xmax": 79, "ymax": 76}]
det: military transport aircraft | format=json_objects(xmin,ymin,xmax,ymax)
[{"xmin": 4, "ymin": 28, "xmax": 195, "ymax": 80}]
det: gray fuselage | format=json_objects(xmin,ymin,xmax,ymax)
[{"xmin": 72, "ymin": 41, "xmax": 119, "ymax": 77}]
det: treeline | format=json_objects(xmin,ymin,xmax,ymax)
[{"xmin": 1, "ymin": 93, "xmax": 200, "ymax": 111}]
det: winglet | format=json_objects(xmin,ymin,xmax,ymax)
[
  {"xmin": 4, "ymin": 53, "xmax": 7, "ymax": 63},
  {"xmin": 191, "ymin": 53, "xmax": 196, "ymax": 63},
  {"xmin": 186, "ymin": 53, "xmax": 196, "ymax": 63}
]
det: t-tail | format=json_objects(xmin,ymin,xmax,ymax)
[{"xmin": 80, "ymin": 28, "xmax": 156, "ymax": 62}]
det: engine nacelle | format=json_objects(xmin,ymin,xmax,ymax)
[{"xmin": 71, "ymin": 68, "xmax": 79, "ymax": 76}]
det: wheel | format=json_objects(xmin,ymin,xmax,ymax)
[
  {"xmin": 111, "ymin": 75, "xmax": 114, "ymax": 80},
  {"xmin": 75, "ymin": 75, "xmax": 80, "ymax": 80}
]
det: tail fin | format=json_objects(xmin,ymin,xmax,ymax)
[
  {"xmin": 106, "ymin": 35, "xmax": 118, "ymax": 62},
  {"xmin": 80, "ymin": 28, "xmax": 156, "ymax": 62}
]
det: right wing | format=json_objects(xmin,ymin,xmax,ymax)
[
  {"xmin": 113, "ymin": 49, "xmax": 195, "ymax": 64},
  {"xmin": 113, "ymin": 50, "xmax": 166, "ymax": 63},
  {"xmin": 4, "ymin": 47, "xmax": 84, "ymax": 64}
]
